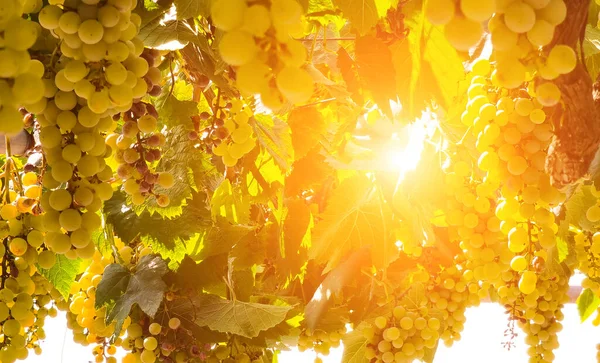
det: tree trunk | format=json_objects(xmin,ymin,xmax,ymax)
[{"xmin": 546, "ymin": 0, "xmax": 600, "ymax": 189}]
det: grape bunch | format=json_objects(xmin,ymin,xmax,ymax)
[
  {"xmin": 211, "ymin": 0, "xmax": 314, "ymax": 110},
  {"xmin": 0, "ymin": 0, "xmax": 46, "ymax": 135},
  {"xmin": 297, "ymin": 328, "xmax": 344, "ymax": 362}
]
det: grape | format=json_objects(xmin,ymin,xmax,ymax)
[
  {"xmin": 504, "ymin": 2, "xmax": 535, "ymax": 33},
  {"xmin": 242, "ymin": 5, "xmax": 271, "ymax": 37},
  {"xmin": 148, "ymin": 323, "xmax": 161, "ymax": 335},
  {"xmin": 59, "ymin": 11, "xmax": 82, "ymax": 35},
  {"xmin": 51, "ymin": 160, "xmax": 74, "ymax": 182},
  {"xmin": 108, "ymin": 84, "xmax": 133, "ymax": 106},
  {"xmin": 211, "ymin": 0, "xmax": 246, "ymax": 31},
  {"xmin": 168, "ymin": 317, "xmax": 181, "ymax": 330},
  {"xmin": 105, "ymin": 62, "xmax": 128, "ymax": 85},
  {"xmin": 64, "ymin": 60, "xmax": 89, "ymax": 83},
  {"xmin": 38, "ymin": 5, "xmax": 63, "ymax": 30},
  {"xmin": 78, "ymin": 19, "xmax": 104, "ymax": 45},
  {"xmin": 4, "ymin": 18, "xmax": 39, "ymax": 51},
  {"xmin": 526, "ymin": 20, "xmax": 554, "ymax": 47},
  {"xmin": 82, "ymin": 41, "xmax": 108, "ymax": 62},
  {"xmin": 219, "ymin": 31, "xmax": 259, "ymax": 66},
  {"xmin": 54, "ymin": 91, "xmax": 77, "ymax": 111},
  {"xmin": 425, "ymin": 0, "xmax": 455, "ymax": 25},
  {"xmin": 140, "ymin": 349, "xmax": 156, "ymax": 363},
  {"xmin": 77, "ymin": 155, "xmax": 100, "ymax": 177},
  {"xmin": 0, "ymin": 49, "xmax": 21, "ymax": 78},
  {"xmin": 519, "ymin": 271, "xmax": 538, "ymax": 294},
  {"xmin": 537, "ymin": 0, "xmax": 566, "ymax": 26},
  {"xmin": 98, "ymin": 5, "xmax": 120, "ymax": 27},
  {"xmin": 547, "ymin": 45, "xmax": 576, "ymax": 75},
  {"xmin": 12, "ymin": 73, "xmax": 44, "ymax": 105},
  {"xmin": 588, "ymin": 205, "xmax": 600, "ymax": 222},
  {"xmin": 157, "ymin": 173, "xmax": 174, "ymax": 188},
  {"xmin": 443, "ymin": 16, "xmax": 483, "ymax": 52},
  {"xmin": 275, "ymin": 66, "xmax": 314, "ymax": 104},
  {"xmin": 281, "ymin": 40, "xmax": 307, "ymax": 68},
  {"xmin": 460, "ymin": 0, "xmax": 494, "ymax": 22},
  {"xmin": 508, "ymin": 226, "xmax": 528, "ymax": 253},
  {"xmin": 0, "ymin": 106, "xmax": 23, "ymax": 136},
  {"xmin": 156, "ymin": 194, "xmax": 170, "ymax": 207},
  {"xmin": 535, "ymin": 82, "xmax": 561, "ymax": 107},
  {"xmin": 70, "ymin": 228, "xmax": 91, "ymax": 248},
  {"xmin": 88, "ymin": 90, "xmax": 111, "ymax": 114},
  {"xmin": 143, "ymin": 337, "xmax": 158, "ymax": 350},
  {"xmin": 137, "ymin": 115, "xmax": 157, "ymax": 133},
  {"xmin": 38, "ymin": 251, "xmax": 57, "ymax": 270},
  {"xmin": 235, "ymin": 61, "xmax": 271, "ymax": 95},
  {"xmin": 40, "ymin": 127, "xmax": 63, "ymax": 149}
]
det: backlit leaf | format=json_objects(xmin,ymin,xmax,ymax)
[
  {"xmin": 342, "ymin": 327, "xmax": 369, "ymax": 363},
  {"xmin": 288, "ymin": 107, "xmax": 327, "ymax": 161},
  {"xmin": 577, "ymin": 288, "xmax": 600, "ymax": 323},
  {"xmin": 38, "ymin": 255, "xmax": 82, "ymax": 300},
  {"xmin": 211, "ymin": 179, "xmax": 251, "ymax": 224},
  {"xmin": 138, "ymin": 19, "xmax": 198, "ymax": 50},
  {"xmin": 332, "ymin": 0, "xmax": 379, "ymax": 35},
  {"xmin": 252, "ymin": 115, "xmax": 294, "ymax": 171}
]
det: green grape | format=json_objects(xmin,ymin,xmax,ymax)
[
  {"xmin": 519, "ymin": 271, "xmax": 538, "ymax": 294},
  {"xmin": 108, "ymin": 84, "xmax": 133, "ymax": 106},
  {"xmin": 537, "ymin": 0, "xmax": 566, "ymax": 26},
  {"xmin": 0, "ymin": 0, "xmax": 21, "ymax": 27},
  {"xmin": 547, "ymin": 44, "xmax": 576, "ymax": 75},
  {"xmin": 12, "ymin": 73, "xmax": 45, "ymax": 105},
  {"xmin": 70, "ymin": 228, "xmax": 91, "ymax": 248},
  {"xmin": 88, "ymin": 90, "xmax": 111, "ymax": 114},
  {"xmin": 157, "ymin": 172, "xmax": 174, "ymax": 188},
  {"xmin": 98, "ymin": 5, "xmax": 120, "ymax": 27},
  {"xmin": 58, "ymin": 11, "xmax": 82, "ymax": 34},
  {"xmin": 77, "ymin": 155, "xmax": 100, "ymax": 177},
  {"xmin": 93, "ymin": 182, "xmax": 113, "ymax": 201},
  {"xmin": 242, "ymin": 5, "xmax": 271, "ymax": 37},
  {"xmin": 40, "ymin": 126, "xmax": 63, "ymax": 149},
  {"xmin": 211, "ymin": 0, "xmax": 246, "ymax": 31},
  {"xmin": 143, "ymin": 337, "xmax": 158, "ymax": 350},
  {"xmin": 38, "ymin": 5, "xmax": 63, "ymax": 30},
  {"xmin": 156, "ymin": 194, "xmax": 170, "ymax": 207},
  {"xmin": 106, "ymin": 41, "xmax": 130, "ymax": 62},
  {"xmin": 124, "ymin": 57, "xmax": 149, "ymax": 78},
  {"xmin": 526, "ymin": 20, "xmax": 554, "ymax": 47},
  {"xmin": 73, "ymin": 187, "xmax": 94, "ymax": 206},
  {"xmin": 3, "ymin": 319, "xmax": 21, "ymax": 336},
  {"xmin": 235, "ymin": 61, "xmax": 270, "ymax": 95},
  {"xmin": 82, "ymin": 41, "xmax": 108, "ymax": 62},
  {"xmin": 59, "ymin": 208, "xmax": 82, "ymax": 231},
  {"xmin": 56, "ymin": 111, "xmax": 77, "ymax": 132},
  {"xmin": 535, "ymin": 82, "xmax": 561, "ymax": 107},
  {"xmin": 168, "ymin": 317, "xmax": 181, "ymax": 330},
  {"xmin": 425, "ymin": 0, "xmax": 455, "ymax": 25},
  {"xmin": 231, "ymin": 124, "xmax": 252, "ymax": 144},
  {"xmin": 105, "ymin": 62, "xmax": 128, "ymax": 85},
  {"xmin": 78, "ymin": 106, "xmax": 100, "ymax": 128},
  {"xmin": 54, "ymin": 90, "xmax": 78, "ymax": 111},
  {"xmin": 460, "ymin": 0, "xmax": 494, "ymax": 22},
  {"xmin": 49, "ymin": 189, "xmax": 72, "ymax": 211},
  {"xmin": 54, "ymin": 70, "xmax": 75, "ymax": 92},
  {"xmin": 4, "ymin": 18, "xmax": 39, "ymax": 51},
  {"xmin": 9, "ymin": 238, "xmax": 28, "ymax": 256},
  {"xmin": 77, "ymin": 132, "xmax": 96, "ymax": 152},
  {"xmin": 275, "ymin": 66, "xmax": 313, "ymax": 104},
  {"xmin": 81, "ymin": 211, "xmax": 101, "ymax": 230},
  {"xmin": 148, "ymin": 323, "xmax": 161, "ymax": 335},
  {"xmin": 504, "ymin": 1, "xmax": 535, "ymax": 33},
  {"xmin": 137, "ymin": 115, "xmax": 157, "ymax": 133},
  {"xmin": 63, "ymin": 60, "xmax": 89, "ymax": 83},
  {"xmin": 219, "ymin": 30, "xmax": 259, "ymax": 66},
  {"xmin": 271, "ymin": 0, "xmax": 302, "ymax": 25},
  {"xmin": 140, "ymin": 349, "xmax": 156, "ymax": 363},
  {"xmin": 51, "ymin": 160, "xmax": 74, "ymax": 182},
  {"xmin": 0, "ymin": 49, "xmax": 21, "ymax": 78},
  {"xmin": 78, "ymin": 19, "xmax": 104, "ymax": 45},
  {"xmin": 444, "ymin": 15, "xmax": 483, "ymax": 52},
  {"xmin": 508, "ymin": 226, "xmax": 528, "ymax": 253}
]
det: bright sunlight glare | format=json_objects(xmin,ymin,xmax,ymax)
[{"xmin": 384, "ymin": 113, "xmax": 438, "ymax": 182}]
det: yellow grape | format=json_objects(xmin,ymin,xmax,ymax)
[
  {"xmin": 444, "ymin": 16, "xmax": 483, "ymax": 52},
  {"xmin": 547, "ymin": 45, "xmax": 576, "ymax": 74},
  {"xmin": 460, "ymin": 0, "xmax": 495, "ymax": 22},
  {"xmin": 211, "ymin": 0, "xmax": 247, "ymax": 31},
  {"xmin": 535, "ymin": 82, "xmax": 561, "ymax": 107},
  {"xmin": 537, "ymin": 0, "xmax": 566, "ymax": 26},
  {"xmin": 275, "ymin": 66, "xmax": 314, "ymax": 104},
  {"xmin": 242, "ymin": 5, "xmax": 271, "ymax": 37},
  {"xmin": 503, "ymin": 2, "xmax": 535, "ymax": 33},
  {"xmin": 137, "ymin": 115, "xmax": 157, "ymax": 133},
  {"xmin": 526, "ymin": 20, "xmax": 554, "ymax": 47},
  {"xmin": 219, "ymin": 30, "xmax": 259, "ymax": 66},
  {"xmin": 518, "ymin": 271, "xmax": 538, "ymax": 294},
  {"xmin": 508, "ymin": 226, "xmax": 528, "ymax": 253},
  {"xmin": 78, "ymin": 19, "xmax": 104, "ymax": 45},
  {"xmin": 58, "ymin": 11, "xmax": 81, "ymax": 35},
  {"xmin": 236, "ymin": 60, "xmax": 271, "ymax": 95},
  {"xmin": 425, "ymin": 0, "xmax": 455, "ymax": 25},
  {"xmin": 4, "ymin": 18, "xmax": 39, "ymax": 52}
]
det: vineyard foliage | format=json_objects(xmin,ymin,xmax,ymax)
[{"xmin": 3, "ymin": 0, "xmax": 600, "ymax": 362}]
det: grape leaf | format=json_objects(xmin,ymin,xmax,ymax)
[
  {"xmin": 211, "ymin": 179, "xmax": 251, "ymax": 225},
  {"xmin": 38, "ymin": 255, "xmax": 82, "ymax": 300},
  {"xmin": 288, "ymin": 106, "xmax": 326, "ymax": 161},
  {"xmin": 105, "ymin": 255, "xmax": 168, "ymax": 335},
  {"xmin": 252, "ymin": 115, "xmax": 294, "ymax": 171},
  {"xmin": 337, "ymin": 47, "xmax": 362, "ymax": 102},
  {"xmin": 138, "ymin": 19, "xmax": 198, "ymax": 50},
  {"xmin": 174, "ymin": 0, "xmax": 209, "ymax": 19},
  {"xmin": 341, "ymin": 327, "xmax": 369, "ymax": 363},
  {"xmin": 180, "ymin": 293, "xmax": 293, "ymax": 338},
  {"xmin": 309, "ymin": 175, "xmax": 385, "ymax": 272},
  {"xmin": 355, "ymin": 35, "xmax": 396, "ymax": 117},
  {"xmin": 577, "ymin": 288, "xmax": 600, "ymax": 323},
  {"xmin": 279, "ymin": 198, "xmax": 312, "ymax": 278},
  {"xmin": 285, "ymin": 148, "xmax": 334, "ymax": 196},
  {"xmin": 332, "ymin": 0, "xmax": 379, "ymax": 35},
  {"xmin": 95, "ymin": 264, "xmax": 131, "ymax": 309},
  {"xmin": 157, "ymin": 95, "xmax": 199, "ymax": 128},
  {"xmin": 187, "ymin": 218, "xmax": 254, "ymax": 261}
]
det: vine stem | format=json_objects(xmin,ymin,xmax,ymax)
[{"xmin": 4, "ymin": 135, "xmax": 11, "ymax": 204}]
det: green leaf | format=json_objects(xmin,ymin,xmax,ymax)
[
  {"xmin": 157, "ymin": 95, "xmax": 199, "ymax": 128},
  {"xmin": 211, "ymin": 179, "xmax": 251, "ymax": 225},
  {"xmin": 341, "ymin": 328, "xmax": 369, "ymax": 363},
  {"xmin": 305, "ymin": 248, "xmax": 370, "ymax": 330},
  {"xmin": 252, "ymin": 115, "xmax": 294, "ymax": 171},
  {"xmin": 564, "ymin": 185, "xmax": 598, "ymax": 232},
  {"xmin": 585, "ymin": 25, "xmax": 600, "ymax": 81},
  {"xmin": 577, "ymin": 288, "xmax": 600, "ymax": 323},
  {"xmin": 174, "ymin": 0, "xmax": 209, "ymax": 19},
  {"xmin": 105, "ymin": 190, "xmax": 212, "ymax": 256},
  {"xmin": 355, "ymin": 35, "xmax": 396, "ymax": 117},
  {"xmin": 309, "ymin": 175, "xmax": 387, "ymax": 272},
  {"xmin": 105, "ymin": 255, "xmax": 168, "ymax": 334},
  {"xmin": 138, "ymin": 19, "xmax": 198, "ymax": 50},
  {"xmin": 332, "ymin": 0, "xmax": 379, "ymax": 35},
  {"xmin": 182, "ymin": 293, "xmax": 293, "ymax": 338},
  {"xmin": 92, "ymin": 220, "xmax": 115, "ymax": 258},
  {"xmin": 156, "ymin": 296, "xmax": 228, "ymax": 342},
  {"xmin": 95, "ymin": 264, "xmax": 131, "ymax": 309},
  {"xmin": 186, "ymin": 218, "xmax": 254, "ymax": 261},
  {"xmin": 38, "ymin": 255, "xmax": 82, "ymax": 300},
  {"xmin": 288, "ymin": 106, "xmax": 326, "ymax": 161}
]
